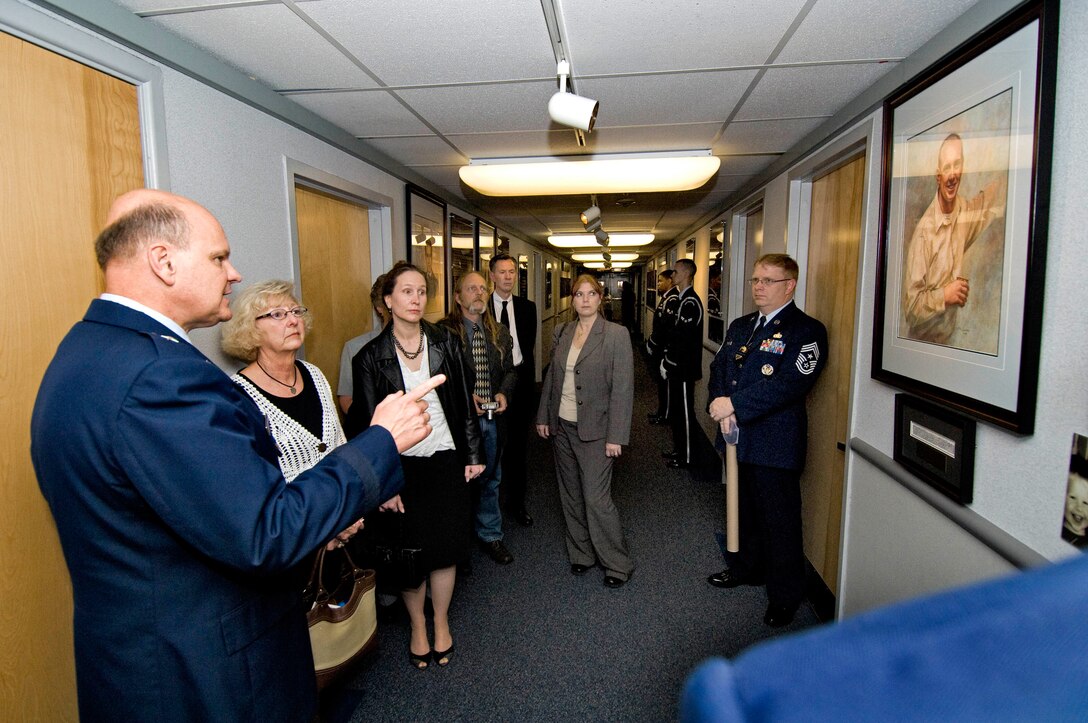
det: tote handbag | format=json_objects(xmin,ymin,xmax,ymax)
[{"xmin": 304, "ymin": 544, "xmax": 378, "ymax": 689}]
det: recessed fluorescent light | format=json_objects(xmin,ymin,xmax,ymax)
[
  {"xmin": 548, "ymin": 233, "xmax": 654, "ymax": 248},
  {"xmin": 584, "ymin": 261, "xmax": 632, "ymax": 269},
  {"xmin": 571, "ymin": 252, "xmax": 639, "ymax": 262},
  {"xmin": 459, "ymin": 151, "xmax": 720, "ymax": 196}
]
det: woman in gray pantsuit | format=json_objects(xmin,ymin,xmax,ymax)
[{"xmin": 536, "ymin": 275, "xmax": 634, "ymax": 588}]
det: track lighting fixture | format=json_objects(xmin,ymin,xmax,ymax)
[
  {"xmin": 548, "ymin": 61, "xmax": 598, "ymax": 132},
  {"xmin": 595, "ymin": 229, "xmax": 609, "ymax": 245},
  {"xmin": 580, "ymin": 204, "xmax": 601, "ymax": 230}
]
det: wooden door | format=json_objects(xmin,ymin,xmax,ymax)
[
  {"xmin": 1, "ymin": 31, "xmax": 144, "ymax": 720},
  {"xmin": 295, "ymin": 184, "xmax": 372, "ymax": 393},
  {"xmin": 800, "ymin": 153, "xmax": 864, "ymax": 596}
]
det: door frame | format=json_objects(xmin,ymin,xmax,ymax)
[{"xmin": 786, "ymin": 113, "xmax": 882, "ymax": 619}]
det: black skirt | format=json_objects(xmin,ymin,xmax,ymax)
[{"xmin": 369, "ymin": 449, "xmax": 470, "ymax": 589}]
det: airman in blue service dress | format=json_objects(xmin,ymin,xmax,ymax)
[{"xmin": 708, "ymin": 299, "xmax": 827, "ymax": 620}]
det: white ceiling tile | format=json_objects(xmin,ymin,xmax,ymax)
[
  {"xmin": 396, "ymin": 82, "xmax": 556, "ymax": 134},
  {"xmin": 580, "ymin": 71, "xmax": 757, "ymax": 128},
  {"xmin": 288, "ymin": 90, "xmax": 432, "ymax": 137},
  {"xmin": 364, "ymin": 136, "xmax": 466, "ymax": 167},
  {"xmin": 585, "ymin": 123, "xmax": 723, "ymax": 153},
  {"xmin": 147, "ymin": 4, "xmax": 379, "ymax": 90},
  {"xmin": 563, "ymin": 0, "xmax": 810, "ymax": 74},
  {"xmin": 449, "ymin": 130, "xmax": 584, "ymax": 159},
  {"xmin": 716, "ymin": 155, "xmax": 781, "ymax": 177},
  {"xmin": 735, "ymin": 63, "xmax": 893, "ymax": 121},
  {"xmin": 777, "ymin": 0, "xmax": 982, "ymax": 63},
  {"xmin": 113, "ymin": 0, "xmax": 267, "ymax": 10},
  {"xmin": 714, "ymin": 117, "xmax": 828, "ymax": 155},
  {"xmin": 301, "ymin": 0, "xmax": 557, "ymax": 85}
]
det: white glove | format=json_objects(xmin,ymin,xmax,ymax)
[{"xmin": 659, "ymin": 360, "xmax": 667, "ymax": 380}]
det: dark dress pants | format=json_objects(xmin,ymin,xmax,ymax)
[
  {"xmin": 668, "ymin": 378, "xmax": 696, "ymax": 463},
  {"xmin": 502, "ymin": 363, "xmax": 535, "ymax": 513},
  {"xmin": 726, "ymin": 462, "xmax": 806, "ymax": 609}
]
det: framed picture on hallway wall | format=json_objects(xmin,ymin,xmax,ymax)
[
  {"xmin": 406, "ymin": 185, "xmax": 448, "ymax": 321},
  {"xmin": 872, "ymin": 0, "xmax": 1058, "ymax": 435}
]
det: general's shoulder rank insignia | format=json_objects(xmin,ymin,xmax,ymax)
[{"xmin": 795, "ymin": 342, "xmax": 820, "ymax": 375}]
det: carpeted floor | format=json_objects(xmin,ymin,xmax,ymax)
[{"xmin": 326, "ymin": 336, "xmax": 821, "ymax": 722}]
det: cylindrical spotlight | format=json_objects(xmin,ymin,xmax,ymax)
[
  {"xmin": 580, "ymin": 205, "xmax": 600, "ymax": 227},
  {"xmin": 595, "ymin": 229, "xmax": 609, "ymax": 245},
  {"xmin": 549, "ymin": 92, "xmax": 599, "ymax": 132}
]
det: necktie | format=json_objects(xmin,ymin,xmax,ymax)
[
  {"xmin": 471, "ymin": 323, "xmax": 491, "ymax": 399},
  {"xmin": 500, "ymin": 300, "xmax": 510, "ymax": 329},
  {"xmin": 756, "ymin": 315, "xmax": 766, "ymax": 333}
]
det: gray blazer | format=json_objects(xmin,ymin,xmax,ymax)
[{"xmin": 536, "ymin": 315, "xmax": 633, "ymax": 444}]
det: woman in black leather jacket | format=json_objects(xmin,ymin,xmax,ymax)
[{"xmin": 345, "ymin": 261, "xmax": 483, "ymax": 669}]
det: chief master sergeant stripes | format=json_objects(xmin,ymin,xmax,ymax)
[{"xmin": 660, "ymin": 258, "xmax": 704, "ymax": 469}]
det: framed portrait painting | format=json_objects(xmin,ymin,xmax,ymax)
[{"xmin": 872, "ymin": 0, "xmax": 1057, "ymax": 434}]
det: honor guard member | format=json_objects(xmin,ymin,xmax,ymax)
[
  {"xmin": 705, "ymin": 253, "xmax": 828, "ymax": 628},
  {"xmin": 661, "ymin": 258, "xmax": 704, "ymax": 469},
  {"xmin": 646, "ymin": 269, "xmax": 678, "ymax": 425}
]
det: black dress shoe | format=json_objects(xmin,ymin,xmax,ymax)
[
  {"xmin": 481, "ymin": 539, "xmax": 514, "ymax": 565},
  {"xmin": 706, "ymin": 569, "xmax": 749, "ymax": 588},
  {"xmin": 513, "ymin": 509, "xmax": 534, "ymax": 527},
  {"xmin": 763, "ymin": 603, "xmax": 798, "ymax": 628},
  {"xmin": 666, "ymin": 459, "xmax": 690, "ymax": 469},
  {"xmin": 661, "ymin": 450, "xmax": 680, "ymax": 459},
  {"xmin": 603, "ymin": 575, "xmax": 625, "ymax": 588},
  {"xmin": 570, "ymin": 563, "xmax": 592, "ymax": 576}
]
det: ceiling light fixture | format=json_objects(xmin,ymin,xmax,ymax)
[
  {"xmin": 548, "ymin": 60, "xmax": 598, "ymax": 132},
  {"xmin": 571, "ymin": 252, "xmax": 638, "ymax": 262},
  {"xmin": 459, "ymin": 151, "xmax": 720, "ymax": 197},
  {"xmin": 595, "ymin": 229, "xmax": 609, "ymax": 246},
  {"xmin": 585, "ymin": 261, "xmax": 632, "ymax": 269},
  {"xmin": 580, "ymin": 204, "xmax": 602, "ymax": 233},
  {"xmin": 547, "ymin": 233, "xmax": 654, "ymax": 248}
]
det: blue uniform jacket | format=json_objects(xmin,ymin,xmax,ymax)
[
  {"xmin": 708, "ymin": 301, "xmax": 828, "ymax": 470},
  {"xmin": 31, "ymin": 299, "xmax": 403, "ymax": 722}
]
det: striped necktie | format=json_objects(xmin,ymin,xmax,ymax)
[{"xmin": 471, "ymin": 323, "xmax": 491, "ymax": 399}]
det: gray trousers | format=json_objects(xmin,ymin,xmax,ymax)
[{"xmin": 553, "ymin": 419, "xmax": 634, "ymax": 580}]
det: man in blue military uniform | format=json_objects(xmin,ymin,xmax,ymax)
[
  {"xmin": 646, "ymin": 268, "xmax": 677, "ymax": 425},
  {"xmin": 705, "ymin": 253, "xmax": 827, "ymax": 627},
  {"xmin": 31, "ymin": 189, "xmax": 438, "ymax": 721},
  {"xmin": 661, "ymin": 258, "xmax": 704, "ymax": 469}
]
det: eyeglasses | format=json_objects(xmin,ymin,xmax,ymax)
[
  {"xmin": 747, "ymin": 277, "xmax": 791, "ymax": 288},
  {"xmin": 256, "ymin": 307, "xmax": 308, "ymax": 321}
]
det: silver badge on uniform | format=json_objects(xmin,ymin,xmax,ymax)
[{"xmin": 761, "ymin": 364, "xmax": 774, "ymax": 376}]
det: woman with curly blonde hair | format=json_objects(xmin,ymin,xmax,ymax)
[{"xmin": 221, "ymin": 279, "xmax": 362, "ymax": 549}]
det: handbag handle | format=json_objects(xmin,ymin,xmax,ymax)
[{"xmin": 305, "ymin": 544, "xmax": 364, "ymax": 607}]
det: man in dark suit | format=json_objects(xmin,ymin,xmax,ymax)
[
  {"xmin": 489, "ymin": 252, "xmax": 538, "ymax": 527},
  {"xmin": 705, "ymin": 253, "xmax": 828, "ymax": 627},
  {"xmin": 30, "ymin": 190, "xmax": 438, "ymax": 722},
  {"xmin": 646, "ymin": 268, "xmax": 677, "ymax": 424},
  {"xmin": 661, "ymin": 258, "xmax": 704, "ymax": 469},
  {"xmin": 443, "ymin": 271, "xmax": 517, "ymax": 564}
]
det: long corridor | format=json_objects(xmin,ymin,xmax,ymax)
[{"xmin": 330, "ymin": 338, "xmax": 822, "ymax": 722}]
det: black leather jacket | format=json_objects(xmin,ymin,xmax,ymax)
[{"xmin": 344, "ymin": 320, "xmax": 483, "ymax": 466}]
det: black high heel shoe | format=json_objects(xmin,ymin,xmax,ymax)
[
  {"xmin": 409, "ymin": 648, "xmax": 431, "ymax": 670},
  {"xmin": 433, "ymin": 643, "xmax": 454, "ymax": 667}
]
